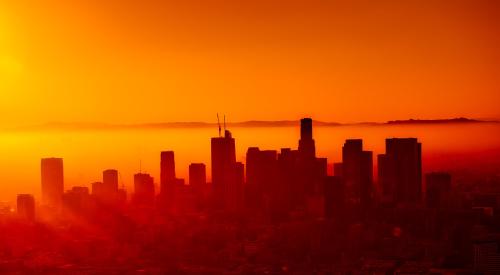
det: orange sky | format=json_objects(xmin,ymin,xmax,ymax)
[{"xmin": 1, "ymin": 0, "xmax": 499, "ymax": 127}]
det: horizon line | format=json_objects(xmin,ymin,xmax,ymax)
[{"xmin": 2, "ymin": 117, "xmax": 499, "ymax": 132}]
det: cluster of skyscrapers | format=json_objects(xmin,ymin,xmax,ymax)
[
  {"xmin": 17, "ymin": 118, "xmax": 443, "ymax": 223},
  {"xmin": 14, "ymin": 118, "xmax": 500, "ymax": 274}
]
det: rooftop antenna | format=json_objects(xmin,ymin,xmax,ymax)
[
  {"xmin": 139, "ymin": 159, "xmax": 142, "ymax": 173},
  {"xmin": 224, "ymin": 114, "xmax": 227, "ymax": 132},
  {"xmin": 217, "ymin": 113, "xmax": 221, "ymax": 137}
]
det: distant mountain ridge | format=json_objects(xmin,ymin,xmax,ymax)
[
  {"xmin": 386, "ymin": 117, "xmax": 483, "ymax": 125},
  {"xmin": 4, "ymin": 117, "xmax": 498, "ymax": 132}
]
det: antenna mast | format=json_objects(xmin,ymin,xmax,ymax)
[
  {"xmin": 217, "ymin": 113, "xmax": 221, "ymax": 137},
  {"xmin": 224, "ymin": 114, "xmax": 226, "ymax": 132}
]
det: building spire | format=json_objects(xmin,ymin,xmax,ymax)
[{"xmin": 217, "ymin": 113, "xmax": 221, "ymax": 137}]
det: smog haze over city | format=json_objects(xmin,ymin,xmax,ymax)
[{"xmin": 1, "ymin": 0, "xmax": 500, "ymax": 274}]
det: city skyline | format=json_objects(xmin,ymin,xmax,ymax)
[
  {"xmin": 32, "ymin": 117, "xmax": 424, "ymax": 209},
  {"xmin": 4, "ymin": 116, "xmax": 500, "ymax": 273},
  {"xmin": 1, "ymin": 1, "xmax": 500, "ymax": 272},
  {"xmin": 1, "ymin": 119, "xmax": 499, "ymax": 203},
  {"xmin": 0, "ymin": 118, "xmax": 449, "ymax": 210}
]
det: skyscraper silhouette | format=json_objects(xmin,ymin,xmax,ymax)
[
  {"xmin": 246, "ymin": 148, "xmax": 279, "ymax": 212},
  {"xmin": 295, "ymin": 118, "xmax": 326, "ymax": 210},
  {"xmin": 62, "ymin": 186, "xmax": 91, "ymax": 214},
  {"xmin": 103, "ymin": 169, "xmax": 119, "ymax": 193},
  {"xmin": 189, "ymin": 163, "xmax": 207, "ymax": 210},
  {"xmin": 160, "ymin": 151, "xmax": 176, "ymax": 196},
  {"xmin": 298, "ymin": 118, "xmax": 315, "ymax": 159},
  {"xmin": 41, "ymin": 157, "xmax": 64, "ymax": 207},
  {"xmin": 211, "ymin": 129, "xmax": 237, "ymax": 210},
  {"xmin": 342, "ymin": 139, "xmax": 373, "ymax": 209},
  {"xmin": 378, "ymin": 138, "xmax": 422, "ymax": 205}
]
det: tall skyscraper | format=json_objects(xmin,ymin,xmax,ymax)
[
  {"xmin": 295, "ymin": 118, "xmax": 326, "ymax": 209},
  {"xmin": 378, "ymin": 138, "xmax": 422, "ymax": 205},
  {"xmin": 189, "ymin": 163, "xmax": 207, "ymax": 210},
  {"xmin": 17, "ymin": 194, "xmax": 35, "ymax": 220},
  {"xmin": 211, "ymin": 129, "xmax": 237, "ymax": 210},
  {"xmin": 160, "ymin": 151, "xmax": 176, "ymax": 196},
  {"xmin": 342, "ymin": 139, "xmax": 373, "ymax": 208},
  {"xmin": 103, "ymin": 169, "xmax": 119, "ymax": 192},
  {"xmin": 298, "ymin": 118, "xmax": 315, "ymax": 159},
  {"xmin": 41, "ymin": 157, "xmax": 64, "ymax": 207},
  {"xmin": 246, "ymin": 148, "xmax": 279, "ymax": 210}
]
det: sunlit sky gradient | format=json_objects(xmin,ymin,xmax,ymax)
[{"xmin": 0, "ymin": 0, "xmax": 499, "ymax": 127}]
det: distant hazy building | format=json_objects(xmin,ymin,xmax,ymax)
[
  {"xmin": 91, "ymin": 181, "xmax": 104, "ymax": 197},
  {"xmin": 103, "ymin": 169, "xmax": 119, "ymax": 192},
  {"xmin": 189, "ymin": 163, "xmax": 206, "ymax": 188},
  {"xmin": 41, "ymin": 158, "xmax": 64, "ymax": 207},
  {"xmin": 133, "ymin": 173, "xmax": 155, "ymax": 205},
  {"xmin": 17, "ymin": 194, "xmax": 35, "ymax": 220},
  {"xmin": 62, "ymin": 186, "xmax": 91, "ymax": 213}
]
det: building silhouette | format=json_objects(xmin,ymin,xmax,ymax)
[
  {"xmin": 378, "ymin": 138, "xmax": 422, "ymax": 205},
  {"xmin": 91, "ymin": 181, "xmax": 105, "ymax": 197},
  {"xmin": 103, "ymin": 169, "xmax": 119, "ymax": 193},
  {"xmin": 133, "ymin": 173, "xmax": 155, "ymax": 205},
  {"xmin": 341, "ymin": 139, "xmax": 373, "ymax": 209},
  {"xmin": 91, "ymin": 169, "xmax": 126, "ymax": 206},
  {"xmin": 188, "ymin": 163, "xmax": 207, "ymax": 210},
  {"xmin": 41, "ymin": 157, "xmax": 64, "ymax": 207},
  {"xmin": 298, "ymin": 118, "xmax": 315, "ymax": 159},
  {"xmin": 160, "ymin": 151, "xmax": 176, "ymax": 199},
  {"xmin": 211, "ymin": 129, "xmax": 238, "ymax": 210},
  {"xmin": 246, "ymin": 148, "xmax": 279, "ymax": 212},
  {"xmin": 17, "ymin": 194, "xmax": 35, "ymax": 220},
  {"xmin": 62, "ymin": 186, "xmax": 91, "ymax": 214}
]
